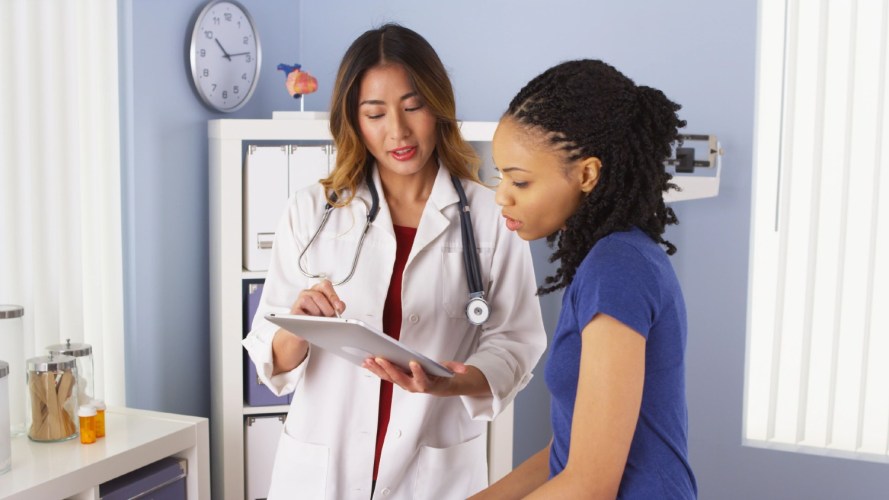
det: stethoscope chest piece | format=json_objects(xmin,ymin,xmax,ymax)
[{"xmin": 466, "ymin": 295, "xmax": 490, "ymax": 325}]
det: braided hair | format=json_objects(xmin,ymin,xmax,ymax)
[{"xmin": 505, "ymin": 59, "xmax": 686, "ymax": 295}]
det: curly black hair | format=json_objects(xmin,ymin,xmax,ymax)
[{"xmin": 504, "ymin": 59, "xmax": 686, "ymax": 295}]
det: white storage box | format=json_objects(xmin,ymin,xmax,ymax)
[
  {"xmin": 243, "ymin": 144, "xmax": 332, "ymax": 271},
  {"xmin": 244, "ymin": 414, "xmax": 286, "ymax": 500}
]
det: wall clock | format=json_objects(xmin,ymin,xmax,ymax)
[{"xmin": 189, "ymin": 0, "xmax": 261, "ymax": 112}]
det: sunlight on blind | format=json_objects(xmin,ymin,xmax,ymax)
[
  {"xmin": 745, "ymin": 0, "xmax": 889, "ymax": 462},
  {"xmin": 0, "ymin": 0, "xmax": 125, "ymax": 406}
]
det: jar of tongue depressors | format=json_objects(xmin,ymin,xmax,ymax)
[
  {"xmin": 46, "ymin": 339, "xmax": 94, "ymax": 411},
  {"xmin": 25, "ymin": 354, "xmax": 79, "ymax": 442}
]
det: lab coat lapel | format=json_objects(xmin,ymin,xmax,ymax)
[{"xmin": 408, "ymin": 164, "xmax": 459, "ymax": 264}]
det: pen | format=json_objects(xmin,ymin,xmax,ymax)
[{"xmin": 319, "ymin": 274, "xmax": 341, "ymax": 318}]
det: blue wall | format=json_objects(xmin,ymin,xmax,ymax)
[
  {"xmin": 120, "ymin": 0, "xmax": 302, "ymax": 417},
  {"xmin": 122, "ymin": 0, "xmax": 889, "ymax": 498}
]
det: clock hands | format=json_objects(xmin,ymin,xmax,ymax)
[
  {"xmin": 215, "ymin": 38, "xmax": 231, "ymax": 61},
  {"xmin": 214, "ymin": 39, "xmax": 250, "ymax": 61}
]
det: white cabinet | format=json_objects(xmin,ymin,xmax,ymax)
[
  {"xmin": 208, "ymin": 116, "xmax": 512, "ymax": 500},
  {"xmin": 0, "ymin": 407, "xmax": 209, "ymax": 500}
]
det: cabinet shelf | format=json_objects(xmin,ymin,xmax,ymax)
[
  {"xmin": 243, "ymin": 405, "xmax": 291, "ymax": 416},
  {"xmin": 241, "ymin": 270, "xmax": 266, "ymax": 280}
]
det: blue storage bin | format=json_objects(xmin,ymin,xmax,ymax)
[
  {"xmin": 243, "ymin": 281, "xmax": 291, "ymax": 407},
  {"xmin": 99, "ymin": 456, "xmax": 186, "ymax": 500}
]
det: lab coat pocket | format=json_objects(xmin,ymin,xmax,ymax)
[
  {"xmin": 414, "ymin": 432, "xmax": 488, "ymax": 500},
  {"xmin": 267, "ymin": 431, "xmax": 329, "ymax": 500}
]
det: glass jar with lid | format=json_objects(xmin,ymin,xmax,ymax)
[
  {"xmin": 1, "ymin": 360, "xmax": 10, "ymax": 474},
  {"xmin": 25, "ymin": 354, "xmax": 79, "ymax": 442},
  {"xmin": 46, "ymin": 339, "xmax": 94, "ymax": 410},
  {"xmin": 0, "ymin": 305, "xmax": 25, "ymax": 436}
]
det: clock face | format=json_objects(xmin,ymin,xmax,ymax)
[{"xmin": 190, "ymin": 0, "xmax": 261, "ymax": 112}]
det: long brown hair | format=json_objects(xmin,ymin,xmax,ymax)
[{"xmin": 323, "ymin": 23, "xmax": 480, "ymax": 206}]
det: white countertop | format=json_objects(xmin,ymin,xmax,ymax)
[{"xmin": 0, "ymin": 406, "xmax": 209, "ymax": 500}]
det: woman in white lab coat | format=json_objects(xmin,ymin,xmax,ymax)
[{"xmin": 241, "ymin": 24, "xmax": 546, "ymax": 500}]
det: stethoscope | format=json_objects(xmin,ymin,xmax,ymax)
[{"xmin": 297, "ymin": 172, "xmax": 491, "ymax": 326}]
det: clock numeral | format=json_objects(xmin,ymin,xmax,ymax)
[
  {"xmin": 224, "ymin": 13, "xmax": 232, "ymax": 22},
  {"xmin": 242, "ymin": 73, "xmax": 247, "ymax": 80},
  {"xmin": 222, "ymin": 90, "xmax": 228, "ymax": 99},
  {"xmin": 212, "ymin": 84, "xmax": 217, "ymax": 92},
  {"xmin": 234, "ymin": 86, "xmax": 240, "ymax": 94},
  {"xmin": 212, "ymin": 16, "xmax": 220, "ymax": 25},
  {"xmin": 245, "ymin": 54, "xmax": 252, "ymax": 63},
  {"xmin": 204, "ymin": 30, "xmax": 213, "ymax": 39},
  {"xmin": 203, "ymin": 69, "xmax": 209, "ymax": 77},
  {"xmin": 200, "ymin": 49, "xmax": 206, "ymax": 58},
  {"xmin": 243, "ymin": 36, "xmax": 249, "ymax": 45}
]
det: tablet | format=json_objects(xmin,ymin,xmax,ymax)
[{"xmin": 265, "ymin": 313, "xmax": 455, "ymax": 378}]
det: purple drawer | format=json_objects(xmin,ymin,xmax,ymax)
[
  {"xmin": 243, "ymin": 280, "xmax": 291, "ymax": 407},
  {"xmin": 100, "ymin": 456, "xmax": 186, "ymax": 500},
  {"xmin": 244, "ymin": 356, "xmax": 291, "ymax": 406}
]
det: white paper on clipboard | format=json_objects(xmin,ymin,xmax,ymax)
[{"xmin": 265, "ymin": 314, "xmax": 455, "ymax": 378}]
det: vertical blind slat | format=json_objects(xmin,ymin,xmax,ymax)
[
  {"xmin": 857, "ymin": 0, "xmax": 889, "ymax": 455},
  {"xmin": 768, "ymin": 0, "xmax": 803, "ymax": 442}
]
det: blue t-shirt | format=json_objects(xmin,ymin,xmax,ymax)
[{"xmin": 544, "ymin": 227, "xmax": 697, "ymax": 499}]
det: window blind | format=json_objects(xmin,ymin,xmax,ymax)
[{"xmin": 745, "ymin": 0, "xmax": 889, "ymax": 462}]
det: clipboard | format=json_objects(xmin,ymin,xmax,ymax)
[{"xmin": 265, "ymin": 313, "xmax": 455, "ymax": 378}]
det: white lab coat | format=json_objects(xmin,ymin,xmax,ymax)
[{"xmin": 242, "ymin": 164, "xmax": 546, "ymax": 500}]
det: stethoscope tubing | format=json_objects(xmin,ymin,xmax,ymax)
[
  {"xmin": 451, "ymin": 175, "xmax": 485, "ymax": 300},
  {"xmin": 298, "ymin": 169, "xmax": 489, "ymax": 323},
  {"xmin": 297, "ymin": 172, "xmax": 379, "ymax": 286}
]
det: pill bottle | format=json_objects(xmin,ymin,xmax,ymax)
[
  {"xmin": 46, "ymin": 339, "xmax": 94, "ymax": 409},
  {"xmin": 25, "ymin": 354, "xmax": 79, "ymax": 442},
  {"xmin": 0, "ymin": 305, "xmax": 25, "ymax": 436},
  {"xmin": 0, "ymin": 360, "xmax": 10, "ymax": 474},
  {"xmin": 91, "ymin": 399, "xmax": 106, "ymax": 438},
  {"xmin": 78, "ymin": 405, "xmax": 97, "ymax": 444}
]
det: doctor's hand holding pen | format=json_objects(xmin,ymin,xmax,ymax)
[
  {"xmin": 290, "ymin": 278, "xmax": 346, "ymax": 317},
  {"xmin": 270, "ymin": 279, "xmax": 345, "ymax": 376}
]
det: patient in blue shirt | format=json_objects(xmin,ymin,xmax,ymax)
[
  {"xmin": 548, "ymin": 227, "xmax": 696, "ymax": 498},
  {"xmin": 470, "ymin": 59, "xmax": 697, "ymax": 499}
]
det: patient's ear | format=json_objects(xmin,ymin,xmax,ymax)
[{"xmin": 579, "ymin": 157, "xmax": 602, "ymax": 193}]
